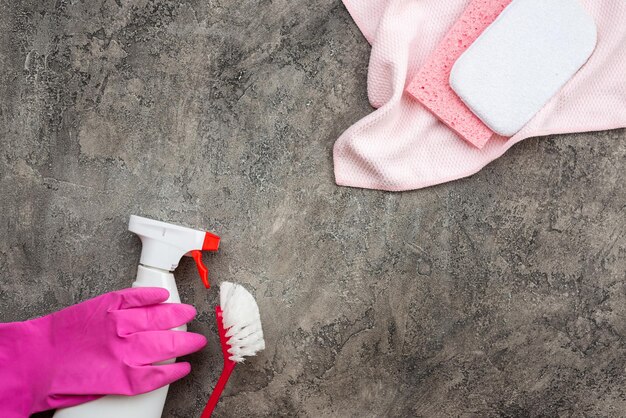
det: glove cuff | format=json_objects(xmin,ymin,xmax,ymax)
[{"xmin": 0, "ymin": 319, "xmax": 50, "ymax": 416}]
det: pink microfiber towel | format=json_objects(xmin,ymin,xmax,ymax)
[
  {"xmin": 335, "ymin": 0, "xmax": 626, "ymax": 191},
  {"xmin": 406, "ymin": 0, "xmax": 511, "ymax": 149}
]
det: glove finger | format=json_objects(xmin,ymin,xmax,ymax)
[
  {"xmin": 127, "ymin": 330, "xmax": 207, "ymax": 365},
  {"xmin": 125, "ymin": 362, "xmax": 192, "ymax": 395},
  {"xmin": 113, "ymin": 287, "xmax": 170, "ymax": 309},
  {"xmin": 114, "ymin": 303, "xmax": 197, "ymax": 335}
]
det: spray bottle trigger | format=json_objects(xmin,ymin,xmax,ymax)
[{"xmin": 191, "ymin": 250, "xmax": 210, "ymax": 288}]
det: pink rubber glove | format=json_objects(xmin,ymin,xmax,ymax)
[{"xmin": 0, "ymin": 287, "xmax": 207, "ymax": 417}]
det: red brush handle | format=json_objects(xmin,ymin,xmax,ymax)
[
  {"xmin": 201, "ymin": 306, "xmax": 237, "ymax": 418},
  {"xmin": 201, "ymin": 361, "xmax": 235, "ymax": 417}
]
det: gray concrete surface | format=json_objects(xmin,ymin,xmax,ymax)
[{"xmin": 1, "ymin": 0, "xmax": 625, "ymax": 417}]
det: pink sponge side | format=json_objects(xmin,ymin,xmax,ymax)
[{"xmin": 406, "ymin": 0, "xmax": 512, "ymax": 149}]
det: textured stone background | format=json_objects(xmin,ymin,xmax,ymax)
[{"xmin": 1, "ymin": 0, "xmax": 625, "ymax": 417}]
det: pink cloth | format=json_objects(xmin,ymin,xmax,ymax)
[
  {"xmin": 406, "ymin": 0, "xmax": 511, "ymax": 149},
  {"xmin": 335, "ymin": 0, "xmax": 626, "ymax": 191},
  {"xmin": 0, "ymin": 288, "xmax": 206, "ymax": 417}
]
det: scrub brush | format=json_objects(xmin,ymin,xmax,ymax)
[{"xmin": 200, "ymin": 282, "xmax": 265, "ymax": 417}]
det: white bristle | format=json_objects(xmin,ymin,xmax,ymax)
[{"xmin": 220, "ymin": 282, "xmax": 266, "ymax": 363}]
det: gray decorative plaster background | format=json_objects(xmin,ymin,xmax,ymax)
[{"xmin": 1, "ymin": 0, "xmax": 625, "ymax": 417}]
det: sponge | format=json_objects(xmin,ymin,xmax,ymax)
[
  {"xmin": 450, "ymin": 0, "xmax": 597, "ymax": 137},
  {"xmin": 406, "ymin": 0, "xmax": 512, "ymax": 149}
]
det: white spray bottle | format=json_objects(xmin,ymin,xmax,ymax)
[{"xmin": 54, "ymin": 215, "xmax": 220, "ymax": 418}]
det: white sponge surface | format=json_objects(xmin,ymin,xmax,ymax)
[{"xmin": 450, "ymin": 0, "xmax": 597, "ymax": 137}]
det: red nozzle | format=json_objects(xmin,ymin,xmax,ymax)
[{"xmin": 203, "ymin": 232, "xmax": 220, "ymax": 251}]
